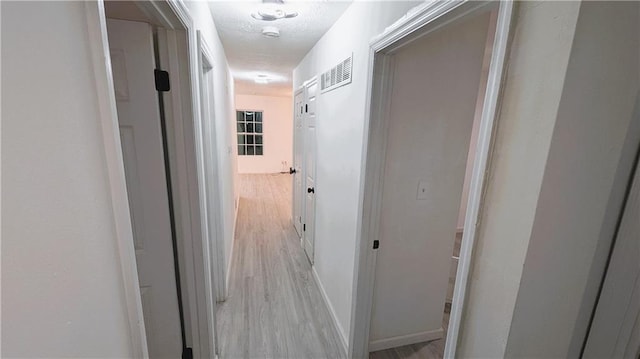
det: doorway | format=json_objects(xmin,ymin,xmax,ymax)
[
  {"xmin": 350, "ymin": 2, "xmax": 514, "ymax": 358},
  {"xmin": 106, "ymin": 17, "xmax": 183, "ymax": 357},
  {"xmin": 99, "ymin": 1, "xmax": 219, "ymax": 357},
  {"xmin": 291, "ymin": 78, "xmax": 319, "ymax": 263},
  {"xmin": 368, "ymin": 10, "xmax": 494, "ymax": 355}
]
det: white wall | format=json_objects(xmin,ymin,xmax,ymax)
[
  {"xmin": 459, "ymin": 1, "xmax": 640, "ymax": 357},
  {"xmin": 2, "ymin": 1, "xmax": 236, "ymax": 356},
  {"xmin": 294, "ymin": 1, "xmax": 425, "ymax": 346},
  {"xmin": 2, "ymin": 2, "xmax": 134, "ymax": 356},
  {"xmin": 457, "ymin": 2, "xmax": 581, "ymax": 356},
  {"xmin": 370, "ymin": 12, "xmax": 491, "ymax": 347},
  {"xmin": 235, "ymin": 94, "xmax": 293, "ymax": 174},
  {"xmin": 185, "ymin": 0, "xmax": 238, "ymax": 292},
  {"xmin": 505, "ymin": 2, "xmax": 639, "ymax": 357}
]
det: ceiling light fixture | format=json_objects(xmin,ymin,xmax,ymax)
[
  {"xmin": 255, "ymin": 74, "xmax": 269, "ymax": 84},
  {"xmin": 251, "ymin": 1, "xmax": 298, "ymax": 21},
  {"xmin": 261, "ymin": 26, "xmax": 280, "ymax": 38}
]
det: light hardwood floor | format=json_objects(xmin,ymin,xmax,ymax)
[{"xmin": 216, "ymin": 174, "xmax": 345, "ymax": 359}]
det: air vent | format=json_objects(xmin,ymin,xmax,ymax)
[{"xmin": 321, "ymin": 53, "xmax": 353, "ymax": 93}]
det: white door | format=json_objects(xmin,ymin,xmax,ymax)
[
  {"xmin": 292, "ymin": 88, "xmax": 305, "ymax": 237},
  {"xmin": 303, "ymin": 79, "xmax": 318, "ymax": 263},
  {"xmin": 107, "ymin": 19, "xmax": 183, "ymax": 358},
  {"xmin": 583, "ymin": 158, "xmax": 640, "ymax": 358}
]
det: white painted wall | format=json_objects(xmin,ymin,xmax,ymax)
[
  {"xmin": 2, "ymin": 1, "xmax": 236, "ymax": 356},
  {"xmin": 457, "ymin": 2, "xmax": 581, "ymax": 356},
  {"xmin": 370, "ymin": 12, "xmax": 491, "ymax": 347},
  {"xmin": 459, "ymin": 1, "xmax": 640, "ymax": 357},
  {"xmin": 235, "ymin": 94, "xmax": 293, "ymax": 174},
  {"xmin": 2, "ymin": 2, "xmax": 134, "ymax": 356},
  {"xmin": 294, "ymin": 1, "xmax": 425, "ymax": 345},
  {"xmin": 186, "ymin": 0, "xmax": 238, "ymax": 291},
  {"xmin": 505, "ymin": 2, "xmax": 640, "ymax": 357}
]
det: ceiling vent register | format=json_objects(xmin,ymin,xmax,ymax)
[{"xmin": 321, "ymin": 54, "xmax": 353, "ymax": 93}]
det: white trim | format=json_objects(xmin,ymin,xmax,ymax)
[
  {"xmin": 445, "ymin": 3, "xmax": 513, "ymax": 357},
  {"xmin": 311, "ymin": 266, "xmax": 348, "ymax": 356},
  {"xmin": 349, "ymin": 1, "xmax": 514, "ymax": 358},
  {"xmin": 190, "ymin": 31, "xmax": 218, "ymax": 357},
  {"xmin": 84, "ymin": 2, "xmax": 148, "ymax": 357},
  {"xmin": 197, "ymin": 32, "xmax": 227, "ymax": 303},
  {"xmin": 369, "ymin": 328, "xmax": 444, "ymax": 353}
]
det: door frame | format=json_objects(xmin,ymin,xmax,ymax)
[
  {"xmin": 197, "ymin": 32, "xmax": 228, "ymax": 304},
  {"xmin": 84, "ymin": 1, "xmax": 218, "ymax": 357},
  {"xmin": 194, "ymin": 31, "xmax": 222, "ymax": 355},
  {"xmin": 348, "ymin": 1, "xmax": 514, "ymax": 358}
]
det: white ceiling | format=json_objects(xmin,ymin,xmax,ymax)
[{"xmin": 208, "ymin": 1, "xmax": 352, "ymax": 97}]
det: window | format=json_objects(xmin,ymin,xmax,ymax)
[{"xmin": 236, "ymin": 110, "xmax": 263, "ymax": 156}]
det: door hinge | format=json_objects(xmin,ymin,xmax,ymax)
[
  {"xmin": 303, "ymin": 224, "xmax": 306, "ymax": 232},
  {"xmin": 155, "ymin": 69, "xmax": 170, "ymax": 92},
  {"xmin": 182, "ymin": 347, "xmax": 193, "ymax": 359},
  {"xmin": 373, "ymin": 240, "xmax": 380, "ymax": 249}
]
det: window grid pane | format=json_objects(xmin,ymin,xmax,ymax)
[{"xmin": 236, "ymin": 110, "xmax": 264, "ymax": 156}]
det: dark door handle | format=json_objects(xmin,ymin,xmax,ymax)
[
  {"xmin": 307, "ymin": 187, "xmax": 315, "ymax": 194},
  {"xmin": 289, "ymin": 167, "xmax": 296, "ymax": 174}
]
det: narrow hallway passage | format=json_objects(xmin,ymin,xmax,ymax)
[{"xmin": 217, "ymin": 174, "xmax": 344, "ymax": 358}]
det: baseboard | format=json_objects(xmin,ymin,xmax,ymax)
[
  {"xmin": 225, "ymin": 195, "xmax": 240, "ymax": 294},
  {"xmin": 368, "ymin": 327, "xmax": 444, "ymax": 352},
  {"xmin": 311, "ymin": 266, "xmax": 349, "ymax": 356}
]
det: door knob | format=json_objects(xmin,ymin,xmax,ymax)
[
  {"xmin": 307, "ymin": 187, "xmax": 315, "ymax": 193},
  {"xmin": 289, "ymin": 167, "xmax": 296, "ymax": 174}
]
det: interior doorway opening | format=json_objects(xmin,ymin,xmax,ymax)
[
  {"xmin": 368, "ymin": 9, "xmax": 497, "ymax": 357},
  {"xmin": 351, "ymin": 2, "xmax": 514, "ymax": 358},
  {"xmin": 99, "ymin": 2, "xmax": 219, "ymax": 357},
  {"xmin": 105, "ymin": 15, "xmax": 184, "ymax": 358}
]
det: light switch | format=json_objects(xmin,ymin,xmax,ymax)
[{"xmin": 417, "ymin": 180, "xmax": 429, "ymax": 200}]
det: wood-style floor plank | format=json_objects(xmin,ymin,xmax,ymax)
[
  {"xmin": 216, "ymin": 174, "xmax": 345, "ymax": 359},
  {"xmin": 217, "ymin": 173, "xmax": 448, "ymax": 359}
]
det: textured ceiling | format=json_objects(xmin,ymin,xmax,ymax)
[{"xmin": 208, "ymin": 1, "xmax": 352, "ymax": 97}]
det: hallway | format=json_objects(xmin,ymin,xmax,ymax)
[{"xmin": 216, "ymin": 174, "xmax": 345, "ymax": 358}]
